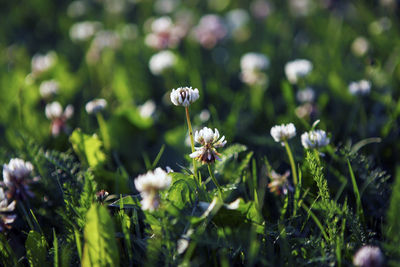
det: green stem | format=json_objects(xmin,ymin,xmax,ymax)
[
  {"xmin": 208, "ymin": 164, "xmax": 223, "ymax": 199},
  {"xmin": 284, "ymin": 140, "xmax": 297, "ymax": 187},
  {"xmin": 185, "ymin": 107, "xmax": 198, "ymax": 182}
]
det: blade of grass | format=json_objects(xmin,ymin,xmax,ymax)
[{"xmin": 347, "ymin": 159, "xmax": 365, "ymax": 224}]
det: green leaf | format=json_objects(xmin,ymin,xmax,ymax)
[
  {"xmin": 167, "ymin": 178, "xmax": 197, "ymax": 209},
  {"xmin": 109, "ymin": 195, "xmax": 141, "ymax": 209},
  {"xmin": 0, "ymin": 233, "xmax": 18, "ymax": 267},
  {"xmin": 69, "ymin": 129, "xmax": 106, "ymax": 169},
  {"xmin": 82, "ymin": 204, "xmax": 120, "ymax": 267},
  {"xmin": 25, "ymin": 230, "xmax": 48, "ymax": 267}
]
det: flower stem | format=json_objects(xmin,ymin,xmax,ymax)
[
  {"xmin": 284, "ymin": 140, "xmax": 297, "ymax": 187},
  {"xmin": 207, "ymin": 164, "xmax": 223, "ymax": 199},
  {"xmin": 185, "ymin": 106, "xmax": 198, "ymax": 182}
]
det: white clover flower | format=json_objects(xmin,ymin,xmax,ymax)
[
  {"xmin": 289, "ymin": 0, "xmax": 315, "ymax": 17},
  {"xmin": 349, "ymin": 80, "xmax": 371, "ymax": 95},
  {"xmin": 170, "ymin": 87, "xmax": 199, "ymax": 107},
  {"xmin": 296, "ymin": 87, "xmax": 315, "ymax": 103},
  {"xmin": 268, "ymin": 170, "xmax": 293, "ymax": 195},
  {"xmin": 144, "ymin": 16, "xmax": 184, "ymax": 50},
  {"xmin": 0, "ymin": 188, "xmax": 16, "ymax": 213},
  {"xmin": 45, "ymin": 102, "xmax": 74, "ymax": 136},
  {"xmin": 39, "ymin": 80, "xmax": 59, "ymax": 98},
  {"xmin": 85, "ymin": 98, "xmax": 107, "ymax": 114},
  {"xmin": 199, "ymin": 109, "xmax": 210, "ymax": 122},
  {"xmin": 240, "ymin": 52, "xmax": 269, "ymax": 86},
  {"xmin": 250, "ymin": 0, "xmax": 272, "ymax": 20},
  {"xmin": 69, "ymin": 21, "xmax": 102, "ymax": 42},
  {"xmin": 31, "ymin": 51, "xmax": 57, "ymax": 76},
  {"xmin": 352, "ymin": 37, "xmax": 369, "ymax": 57},
  {"xmin": 284, "ymin": 59, "xmax": 313, "ymax": 84},
  {"xmin": 0, "ymin": 188, "xmax": 16, "ymax": 232},
  {"xmin": 192, "ymin": 14, "xmax": 227, "ymax": 49},
  {"xmin": 134, "ymin": 168, "xmax": 171, "ymax": 212},
  {"xmin": 149, "ymin": 50, "xmax": 177, "ymax": 75},
  {"xmin": 138, "ymin": 100, "xmax": 156, "ymax": 118},
  {"xmin": 353, "ymin": 246, "xmax": 384, "ymax": 267},
  {"xmin": 3, "ymin": 158, "xmax": 34, "ymax": 188},
  {"xmin": 270, "ymin": 123, "xmax": 296, "ymax": 143},
  {"xmin": 301, "ymin": 129, "xmax": 330, "ymax": 149},
  {"xmin": 190, "ymin": 127, "xmax": 227, "ymax": 164}
]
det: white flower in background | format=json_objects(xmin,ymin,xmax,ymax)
[
  {"xmin": 31, "ymin": 51, "xmax": 57, "ymax": 76},
  {"xmin": 85, "ymin": 98, "xmax": 107, "ymax": 114},
  {"xmin": 190, "ymin": 127, "xmax": 227, "ymax": 164},
  {"xmin": 348, "ymin": 80, "xmax": 371, "ymax": 95},
  {"xmin": 226, "ymin": 9, "xmax": 250, "ymax": 41},
  {"xmin": 45, "ymin": 102, "xmax": 74, "ymax": 136},
  {"xmin": 67, "ymin": 1, "xmax": 87, "ymax": 18},
  {"xmin": 104, "ymin": 0, "xmax": 125, "ymax": 14},
  {"xmin": 268, "ymin": 170, "xmax": 293, "ymax": 195},
  {"xmin": 134, "ymin": 168, "xmax": 171, "ymax": 211},
  {"xmin": 86, "ymin": 30, "xmax": 121, "ymax": 64},
  {"xmin": 351, "ymin": 37, "xmax": 369, "ymax": 57},
  {"xmin": 284, "ymin": 59, "xmax": 313, "ymax": 84},
  {"xmin": 199, "ymin": 109, "xmax": 210, "ymax": 122},
  {"xmin": 170, "ymin": 87, "xmax": 199, "ymax": 107},
  {"xmin": 240, "ymin": 52, "xmax": 269, "ymax": 86},
  {"xmin": 138, "ymin": 100, "xmax": 156, "ymax": 118},
  {"xmin": 250, "ymin": 0, "xmax": 272, "ymax": 19},
  {"xmin": 39, "ymin": 80, "xmax": 59, "ymax": 99},
  {"xmin": 69, "ymin": 21, "xmax": 102, "ymax": 42},
  {"xmin": 145, "ymin": 16, "xmax": 185, "ymax": 50},
  {"xmin": 192, "ymin": 14, "xmax": 227, "ymax": 49},
  {"xmin": 270, "ymin": 123, "xmax": 296, "ymax": 143},
  {"xmin": 369, "ymin": 17, "xmax": 391, "ymax": 35},
  {"xmin": 2, "ymin": 158, "xmax": 35, "ymax": 200},
  {"xmin": 295, "ymin": 103, "xmax": 314, "ymax": 119},
  {"xmin": 353, "ymin": 246, "xmax": 384, "ymax": 267},
  {"xmin": 301, "ymin": 129, "xmax": 330, "ymax": 149},
  {"xmin": 0, "ymin": 188, "xmax": 17, "ymax": 232},
  {"xmin": 296, "ymin": 87, "xmax": 315, "ymax": 103},
  {"xmin": 288, "ymin": 0, "xmax": 315, "ymax": 17},
  {"xmin": 149, "ymin": 50, "xmax": 177, "ymax": 75},
  {"xmin": 154, "ymin": 0, "xmax": 180, "ymax": 14}
]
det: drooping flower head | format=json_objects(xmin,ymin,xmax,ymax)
[
  {"xmin": 134, "ymin": 168, "xmax": 171, "ymax": 211},
  {"xmin": 348, "ymin": 80, "xmax": 371, "ymax": 96},
  {"xmin": 190, "ymin": 127, "xmax": 227, "ymax": 164},
  {"xmin": 267, "ymin": 170, "xmax": 293, "ymax": 195},
  {"xmin": 270, "ymin": 123, "xmax": 296, "ymax": 144},
  {"xmin": 353, "ymin": 245, "xmax": 384, "ymax": 267},
  {"xmin": 149, "ymin": 50, "xmax": 177, "ymax": 75},
  {"xmin": 2, "ymin": 158, "xmax": 35, "ymax": 200},
  {"xmin": 0, "ymin": 188, "xmax": 16, "ymax": 232},
  {"xmin": 301, "ymin": 129, "xmax": 330, "ymax": 149},
  {"xmin": 85, "ymin": 98, "xmax": 107, "ymax": 114},
  {"xmin": 45, "ymin": 101, "xmax": 74, "ymax": 136},
  {"xmin": 284, "ymin": 59, "xmax": 313, "ymax": 84},
  {"xmin": 170, "ymin": 86, "xmax": 199, "ymax": 107}
]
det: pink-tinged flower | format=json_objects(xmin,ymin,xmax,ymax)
[
  {"xmin": 190, "ymin": 127, "xmax": 227, "ymax": 164},
  {"xmin": 2, "ymin": 158, "xmax": 35, "ymax": 201},
  {"xmin": 301, "ymin": 129, "xmax": 330, "ymax": 149},
  {"xmin": 353, "ymin": 245, "xmax": 383, "ymax": 267},
  {"xmin": 0, "ymin": 188, "xmax": 16, "ymax": 232},
  {"xmin": 268, "ymin": 170, "xmax": 293, "ymax": 195},
  {"xmin": 45, "ymin": 102, "xmax": 74, "ymax": 136},
  {"xmin": 192, "ymin": 14, "xmax": 227, "ymax": 49},
  {"xmin": 144, "ymin": 16, "xmax": 186, "ymax": 50}
]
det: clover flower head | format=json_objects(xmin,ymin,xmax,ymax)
[
  {"xmin": 170, "ymin": 86, "xmax": 199, "ymax": 107},
  {"xmin": 149, "ymin": 50, "xmax": 176, "ymax": 75},
  {"xmin": 270, "ymin": 123, "xmax": 296, "ymax": 143},
  {"xmin": 353, "ymin": 246, "xmax": 383, "ymax": 267},
  {"xmin": 31, "ymin": 51, "xmax": 57, "ymax": 76},
  {"xmin": 349, "ymin": 80, "xmax": 371, "ymax": 95},
  {"xmin": 190, "ymin": 127, "xmax": 227, "ymax": 164},
  {"xmin": 284, "ymin": 59, "xmax": 313, "ymax": 84},
  {"xmin": 240, "ymin": 52, "xmax": 269, "ymax": 72},
  {"xmin": 296, "ymin": 87, "xmax": 315, "ymax": 103},
  {"xmin": 85, "ymin": 98, "xmax": 107, "ymax": 114},
  {"xmin": 134, "ymin": 168, "xmax": 171, "ymax": 211},
  {"xmin": 352, "ymin": 37, "xmax": 369, "ymax": 57},
  {"xmin": 45, "ymin": 102, "xmax": 74, "ymax": 136},
  {"xmin": 69, "ymin": 21, "xmax": 102, "ymax": 42},
  {"xmin": 192, "ymin": 14, "xmax": 227, "ymax": 49},
  {"xmin": 301, "ymin": 129, "xmax": 330, "ymax": 149},
  {"xmin": 145, "ymin": 16, "xmax": 185, "ymax": 50},
  {"xmin": 0, "ymin": 188, "xmax": 16, "ymax": 232},
  {"xmin": 268, "ymin": 170, "xmax": 293, "ymax": 195},
  {"xmin": 39, "ymin": 80, "xmax": 59, "ymax": 99},
  {"xmin": 138, "ymin": 100, "xmax": 156, "ymax": 118},
  {"xmin": 2, "ymin": 158, "xmax": 36, "ymax": 201}
]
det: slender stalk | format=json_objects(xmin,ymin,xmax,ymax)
[
  {"xmin": 284, "ymin": 140, "xmax": 297, "ymax": 187},
  {"xmin": 185, "ymin": 106, "xmax": 198, "ymax": 182},
  {"xmin": 207, "ymin": 164, "xmax": 223, "ymax": 199}
]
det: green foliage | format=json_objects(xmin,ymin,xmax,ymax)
[{"xmin": 25, "ymin": 230, "xmax": 49, "ymax": 267}]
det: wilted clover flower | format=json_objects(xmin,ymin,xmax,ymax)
[
  {"xmin": 270, "ymin": 123, "xmax": 296, "ymax": 144},
  {"xmin": 349, "ymin": 80, "xmax": 371, "ymax": 96},
  {"xmin": 170, "ymin": 87, "xmax": 199, "ymax": 107},
  {"xmin": 190, "ymin": 127, "xmax": 227, "ymax": 164},
  {"xmin": 353, "ymin": 246, "xmax": 384, "ymax": 267},
  {"xmin": 301, "ymin": 129, "xmax": 330, "ymax": 149},
  {"xmin": 85, "ymin": 98, "xmax": 107, "ymax": 114},
  {"xmin": 240, "ymin": 52, "xmax": 269, "ymax": 86},
  {"xmin": 268, "ymin": 170, "xmax": 293, "ymax": 195},
  {"xmin": 45, "ymin": 102, "xmax": 74, "ymax": 136},
  {"xmin": 134, "ymin": 168, "xmax": 171, "ymax": 212},
  {"xmin": 284, "ymin": 59, "xmax": 313, "ymax": 84},
  {"xmin": 2, "ymin": 158, "xmax": 35, "ymax": 200},
  {"xmin": 39, "ymin": 80, "xmax": 59, "ymax": 99},
  {"xmin": 149, "ymin": 50, "xmax": 177, "ymax": 75},
  {"xmin": 0, "ymin": 188, "xmax": 16, "ymax": 232}
]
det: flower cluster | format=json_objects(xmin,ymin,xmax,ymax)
[
  {"xmin": 301, "ymin": 129, "xmax": 330, "ymax": 149},
  {"xmin": 349, "ymin": 80, "xmax": 371, "ymax": 96},
  {"xmin": 170, "ymin": 87, "xmax": 200, "ymax": 107},
  {"xmin": 145, "ymin": 16, "xmax": 186, "ymax": 50},
  {"xmin": 190, "ymin": 127, "xmax": 227, "ymax": 164},
  {"xmin": 134, "ymin": 168, "xmax": 171, "ymax": 211},
  {"xmin": 45, "ymin": 101, "xmax": 74, "ymax": 136},
  {"xmin": 270, "ymin": 123, "xmax": 296, "ymax": 144},
  {"xmin": 239, "ymin": 52, "xmax": 270, "ymax": 86},
  {"xmin": 284, "ymin": 59, "xmax": 313, "ymax": 84}
]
